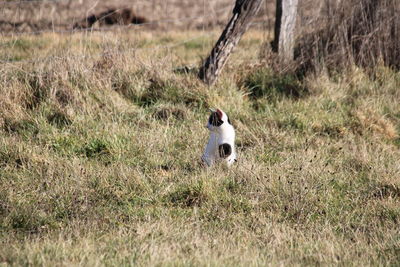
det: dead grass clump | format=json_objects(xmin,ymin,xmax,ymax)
[
  {"xmin": 312, "ymin": 123, "xmax": 347, "ymax": 138},
  {"xmin": 25, "ymin": 73, "xmax": 52, "ymax": 109},
  {"xmin": 53, "ymin": 86, "xmax": 80, "ymax": 107},
  {"xmin": 140, "ymin": 77, "xmax": 208, "ymax": 108},
  {"xmin": 0, "ymin": 146, "xmax": 29, "ymax": 169},
  {"xmin": 111, "ymin": 69, "xmax": 146, "ymax": 104},
  {"xmin": 93, "ymin": 52, "xmax": 119, "ymax": 75},
  {"xmin": 3, "ymin": 117, "xmax": 38, "ymax": 136},
  {"xmin": 0, "ymin": 100, "xmax": 28, "ymax": 131},
  {"xmin": 372, "ymin": 184, "xmax": 400, "ymax": 200},
  {"xmin": 297, "ymin": 0, "xmax": 400, "ymax": 71},
  {"xmin": 47, "ymin": 110, "xmax": 73, "ymax": 128},
  {"xmin": 166, "ymin": 182, "xmax": 207, "ymax": 207},
  {"xmin": 153, "ymin": 106, "xmax": 186, "ymax": 121},
  {"xmin": 21, "ymin": 70, "xmax": 81, "ymax": 110},
  {"xmin": 7, "ymin": 207, "xmax": 49, "ymax": 234},
  {"xmin": 354, "ymin": 108, "xmax": 398, "ymax": 139},
  {"xmin": 141, "ymin": 78, "xmax": 172, "ymax": 105}
]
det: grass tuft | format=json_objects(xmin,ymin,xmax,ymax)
[
  {"xmin": 81, "ymin": 138, "xmax": 111, "ymax": 158},
  {"xmin": 166, "ymin": 182, "xmax": 207, "ymax": 207},
  {"xmin": 47, "ymin": 110, "xmax": 73, "ymax": 128},
  {"xmin": 243, "ymin": 68, "xmax": 308, "ymax": 101}
]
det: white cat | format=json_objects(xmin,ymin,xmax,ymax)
[{"xmin": 202, "ymin": 108, "xmax": 237, "ymax": 167}]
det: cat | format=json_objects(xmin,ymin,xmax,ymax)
[{"xmin": 202, "ymin": 108, "xmax": 237, "ymax": 167}]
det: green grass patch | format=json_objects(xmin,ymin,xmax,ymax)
[{"xmin": 244, "ymin": 68, "xmax": 307, "ymax": 102}]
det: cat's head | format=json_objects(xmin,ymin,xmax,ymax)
[{"xmin": 207, "ymin": 108, "xmax": 231, "ymax": 131}]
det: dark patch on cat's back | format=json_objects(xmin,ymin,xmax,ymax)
[
  {"xmin": 209, "ymin": 112, "xmax": 223, "ymax": 127},
  {"xmin": 219, "ymin": 143, "xmax": 232, "ymax": 158}
]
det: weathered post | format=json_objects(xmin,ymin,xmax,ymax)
[
  {"xmin": 271, "ymin": 0, "xmax": 299, "ymax": 63},
  {"xmin": 271, "ymin": 0, "xmax": 282, "ymax": 53},
  {"xmin": 198, "ymin": 0, "xmax": 264, "ymax": 86}
]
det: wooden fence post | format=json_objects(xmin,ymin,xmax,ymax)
[
  {"xmin": 198, "ymin": 0, "xmax": 264, "ymax": 86},
  {"xmin": 271, "ymin": 0, "xmax": 299, "ymax": 63}
]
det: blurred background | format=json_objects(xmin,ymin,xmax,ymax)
[{"xmin": 0, "ymin": 0, "xmax": 328, "ymax": 34}]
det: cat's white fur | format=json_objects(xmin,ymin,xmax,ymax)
[{"xmin": 202, "ymin": 108, "xmax": 236, "ymax": 167}]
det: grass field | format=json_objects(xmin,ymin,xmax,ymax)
[{"xmin": 0, "ymin": 29, "xmax": 400, "ymax": 266}]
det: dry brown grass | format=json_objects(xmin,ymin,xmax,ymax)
[{"xmin": 296, "ymin": 0, "xmax": 400, "ymax": 72}]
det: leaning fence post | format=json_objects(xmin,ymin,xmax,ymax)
[{"xmin": 198, "ymin": 0, "xmax": 264, "ymax": 86}]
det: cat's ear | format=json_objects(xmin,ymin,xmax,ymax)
[{"xmin": 216, "ymin": 109, "xmax": 223, "ymax": 120}]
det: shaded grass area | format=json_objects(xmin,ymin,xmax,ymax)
[{"xmin": 0, "ymin": 30, "xmax": 400, "ymax": 266}]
